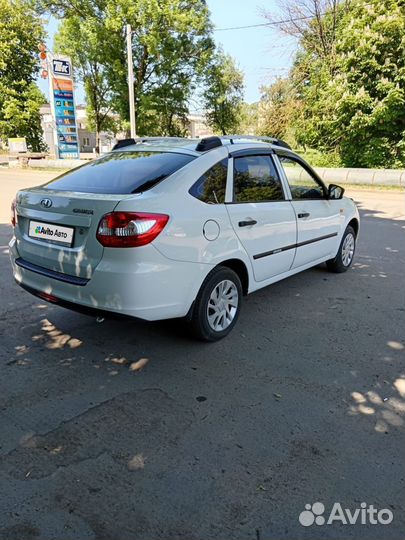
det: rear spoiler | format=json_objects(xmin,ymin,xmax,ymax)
[{"xmin": 112, "ymin": 138, "xmax": 137, "ymax": 150}]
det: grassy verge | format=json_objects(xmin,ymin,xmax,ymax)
[
  {"xmin": 23, "ymin": 167, "xmax": 69, "ymax": 173},
  {"xmin": 338, "ymin": 183, "xmax": 404, "ymax": 192},
  {"xmin": 294, "ymin": 148, "xmax": 342, "ymax": 168},
  {"xmin": 0, "ymin": 167, "xmax": 69, "ymax": 174}
]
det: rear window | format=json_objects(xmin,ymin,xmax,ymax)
[{"xmin": 44, "ymin": 151, "xmax": 196, "ymax": 194}]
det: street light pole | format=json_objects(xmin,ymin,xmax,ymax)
[{"xmin": 126, "ymin": 24, "xmax": 136, "ymax": 138}]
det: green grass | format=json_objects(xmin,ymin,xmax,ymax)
[
  {"xmin": 27, "ymin": 167, "xmax": 69, "ymax": 173},
  {"xmin": 339, "ymin": 183, "xmax": 404, "ymax": 192},
  {"xmin": 293, "ymin": 148, "xmax": 342, "ymax": 168},
  {"xmin": 5, "ymin": 167, "xmax": 70, "ymax": 173}
]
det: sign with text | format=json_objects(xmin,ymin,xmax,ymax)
[
  {"xmin": 52, "ymin": 59, "xmax": 71, "ymax": 77},
  {"xmin": 49, "ymin": 55, "xmax": 80, "ymax": 159}
]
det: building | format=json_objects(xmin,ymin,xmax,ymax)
[
  {"xmin": 187, "ymin": 113, "xmax": 213, "ymax": 138},
  {"xmin": 41, "ymin": 104, "xmax": 96, "ymax": 156},
  {"xmin": 40, "ymin": 104, "xmax": 213, "ymax": 156}
]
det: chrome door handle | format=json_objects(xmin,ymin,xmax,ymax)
[
  {"xmin": 298, "ymin": 212, "xmax": 310, "ymax": 218},
  {"xmin": 238, "ymin": 220, "xmax": 257, "ymax": 227}
]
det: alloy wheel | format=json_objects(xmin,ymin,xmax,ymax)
[
  {"xmin": 342, "ymin": 233, "xmax": 355, "ymax": 266},
  {"xmin": 207, "ymin": 279, "xmax": 239, "ymax": 332}
]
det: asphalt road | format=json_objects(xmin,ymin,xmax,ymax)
[{"xmin": 0, "ymin": 169, "xmax": 404, "ymax": 540}]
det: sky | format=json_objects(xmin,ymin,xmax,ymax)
[{"xmin": 36, "ymin": 0, "xmax": 298, "ymax": 107}]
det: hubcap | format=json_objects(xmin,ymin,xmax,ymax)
[
  {"xmin": 207, "ymin": 279, "xmax": 239, "ymax": 332},
  {"xmin": 342, "ymin": 233, "xmax": 355, "ymax": 266}
]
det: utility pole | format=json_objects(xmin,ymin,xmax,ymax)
[{"xmin": 126, "ymin": 24, "xmax": 136, "ymax": 138}]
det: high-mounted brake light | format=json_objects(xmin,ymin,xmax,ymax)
[
  {"xmin": 96, "ymin": 212, "xmax": 169, "ymax": 248},
  {"xmin": 11, "ymin": 198, "xmax": 17, "ymax": 227}
]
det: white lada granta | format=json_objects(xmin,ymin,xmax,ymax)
[{"xmin": 9, "ymin": 136, "xmax": 359, "ymax": 341}]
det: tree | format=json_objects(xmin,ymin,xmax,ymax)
[
  {"xmin": 293, "ymin": 0, "xmax": 405, "ymax": 167},
  {"xmin": 264, "ymin": 0, "xmax": 405, "ymax": 167},
  {"xmin": 203, "ymin": 50, "xmax": 244, "ymax": 135},
  {"xmin": 47, "ymin": 0, "xmax": 214, "ymax": 136},
  {"xmin": 239, "ymin": 102, "xmax": 259, "ymax": 135},
  {"xmin": 258, "ymin": 78, "xmax": 298, "ymax": 141},
  {"xmin": 262, "ymin": 0, "xmax": 351, "ymax": 62},
  {"xmin": 0, "ymin": 0, "xmax": 46, "ymax": 151}
]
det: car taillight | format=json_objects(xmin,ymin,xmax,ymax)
[
  {"xmin": 11, "ymin": 198, "xmax": 17, "ymax": 227},
  {"xmin": 96, "ymin": 212, "xmax": 169, "ymax": 248}
]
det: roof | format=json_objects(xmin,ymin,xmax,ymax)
[{"xmin": 111, "ymin": 135, "xmax": 293, "ymax": 157}]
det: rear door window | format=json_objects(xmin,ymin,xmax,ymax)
[
  {"xmin": 44, "ymin": 151, "xmax": 196, "ymax": 194},
  {"xmin": 233, "ymin": 155, "xmax": 284, "ymax": 202}
]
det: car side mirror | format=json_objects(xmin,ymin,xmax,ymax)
[{"xmin": 328, "ymin": 184, "xmax": 345, "ymax": 200}]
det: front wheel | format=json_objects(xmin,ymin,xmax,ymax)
[
  {"xmin": 326, "ymin": 225, "xmax": 356, "ymax": 273},
  {"xmin": 188, "ymin": 266, "xmax": 242, "ymax": 341}
]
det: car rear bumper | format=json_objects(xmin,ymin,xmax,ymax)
[
  {"xmin": 17, "ymin": 282, "xmax": 133, "ymax": 320},
  {"xmin": 15, "ymin": 257, "xmax": 90, "ymax": 286},
  {"xmin": 9, "ymin": 237, "xmax": 212, "ymax": 321}
]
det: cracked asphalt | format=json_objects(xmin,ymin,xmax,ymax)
[{"xmin": 0, "ymin": 170, "xmax": 404, "ymax": 540}]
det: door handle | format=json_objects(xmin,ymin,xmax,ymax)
[
  {"xmin": 238, "ymin": 219, "xmax": 257, "ymax": 227},
  {"xmin": 298, "ymin": 212, "xmax": 310, "ymax": 219}
]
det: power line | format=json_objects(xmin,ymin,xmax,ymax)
[{"xmin": 213, "ymin": 15, "xmax": 315, "ymax": 32}]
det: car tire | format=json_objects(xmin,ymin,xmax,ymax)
[
  {"xmin": 326, "ymin": 225, "xmax": 356, "ymax": 273},
  {"xmin": 189, "ymin": 266, "xmax": 242, "ymax": 341}
]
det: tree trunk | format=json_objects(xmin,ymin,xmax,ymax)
[{"xmin": 95, "ymin": 117, "xmax": 101, "ymax": 155}]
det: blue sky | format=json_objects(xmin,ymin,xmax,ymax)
[
  {"xmin": 37, "ymin": 1, "xmax": 298, "ymax": 106},
  {"xmin": 209, "ymin": 1, "xmax": 297, "ymax": 102}
]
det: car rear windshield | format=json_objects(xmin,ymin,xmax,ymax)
[{"xmin": 43, "ymin": 151, "xmax": 196, "ymax": 194}]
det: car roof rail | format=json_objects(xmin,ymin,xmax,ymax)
[
  {"xmin": 137, "ymin": 136, "xmax": 188, "ymax": 142},
  {"xmin": 195, "ymin": 136, "xmax": 223, "ymax": 152},
  {"xmin": 112, "ymin": 138, "xmax": 137, "ymax": 150},
  {"xmin": 113, "ymin": 136, "xmax": 203, "ymax": 150},
  {"xmin": 112, "ymin": 135, "xmax": 292, "ymax": 152},
  {"xmin": 221, "ymin": 135, "xmax": 292, "ymax": 150}
]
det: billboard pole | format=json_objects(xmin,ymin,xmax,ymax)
[
  {"xmin": 48, "ymin": 54, "xmax": 60, "ymax": 159},
  {"xmin": 126, "ymin": 24, "xmax": 136, "ymax": 138}
]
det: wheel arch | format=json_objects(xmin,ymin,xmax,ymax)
[
  {"xmin": 217, "ymin": 258, "xmax": 249, "ymax": 295},
  {"xmin": 347, "ymin": 217, "xmax": 359, "ymax": 237}
]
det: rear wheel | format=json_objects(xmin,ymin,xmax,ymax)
[
  {"xmin": 189, "ymin": 266, "xmax": 242, "ymax": 341},
  {"xmin": 326, "ymin": 225, "xmax": 356, "ymax": 273}
]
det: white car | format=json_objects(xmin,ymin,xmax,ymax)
[{"xmin": 10, "ymin": 136, "xmax": 359, "ymax": 341}]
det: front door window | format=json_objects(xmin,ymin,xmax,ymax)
[{"xmin": 279, "ymin": 157, "xmax": 325, "ymax": 200}]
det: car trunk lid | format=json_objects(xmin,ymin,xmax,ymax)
[{"xmin": 15, "ymin": 188, "xmax": 130, "ymax": 279}]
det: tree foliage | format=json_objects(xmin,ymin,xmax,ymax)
[
  {"xmin": 202, "ymin": 50, "xmax": 244, "ymax": 135},
  {"xmin": 262, "ymin": 0, "xmax": 351, "ymax": 62},
  {"xmin": 257, "ymin": 78, "xmax": 298, "ymax": 141},
  {"xmin": 0, "ymin": 0, "xmax": 46, "ymax": 150},
  {"xmin": 271, "ymin": 0, "xmax": 405, "ymax": 167},
  {"xmin": 49, "ymin": 0, "xmax": 213, "ymax": 136},
  {"xmin": 239, "ymin": 102, "xmax": 259, "ymax": 135}
]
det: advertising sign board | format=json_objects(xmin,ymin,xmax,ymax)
[{"xmin": 48, "ymin": 56, "xmax": 80, "ymax": 159}]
